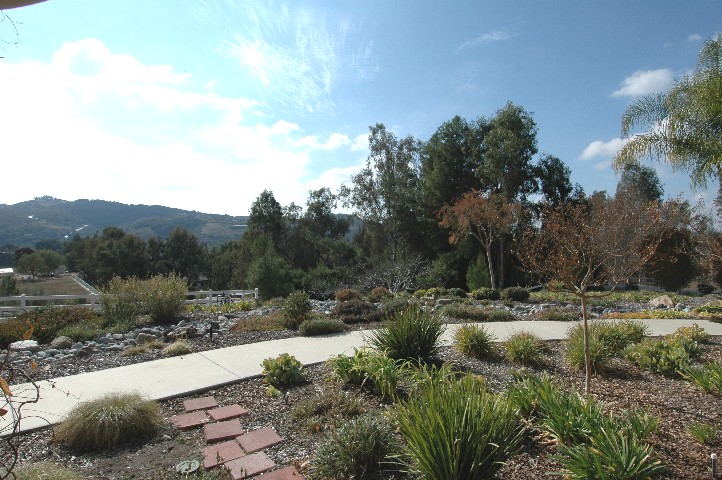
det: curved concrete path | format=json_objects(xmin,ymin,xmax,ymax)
[{"xmin": 3, "ymin": 318, "xmax": 722, "ymax": 435}]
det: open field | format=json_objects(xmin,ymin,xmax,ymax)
[{"xmin": 15, "ymin": 275, "xmax": 89, "ymax": 296}]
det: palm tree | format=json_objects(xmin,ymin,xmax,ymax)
[{"xmin": 613, "ymin": 34, "xmax": 722, "ymax": 190}]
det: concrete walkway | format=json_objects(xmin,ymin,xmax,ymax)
[{"xmin": 3, "ymin": 318, "xmax": 722, "ymax": 435}]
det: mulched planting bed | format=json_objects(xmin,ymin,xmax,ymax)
[{"xmin": 9, "ymin": 334, "xmax": 722, "ymax": 479}]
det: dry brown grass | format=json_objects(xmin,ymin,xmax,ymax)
[{"xmin": 16, "ymin": 276, "xmax": 89, "ymax": 295}]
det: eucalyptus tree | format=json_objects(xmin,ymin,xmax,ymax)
[
  {"xmin": 614, "ymin": 34, "xmax": 722, "ymax": 193},
  {"xmin": 615, "ymin": 163, "xmax": 664, "ymax": 203}
]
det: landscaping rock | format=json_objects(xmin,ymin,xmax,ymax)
[
  {"xmin": 9, "ymin": 340, "xmax": 40, "ymax": 352},
  {"xmin": 136, "ymin": 333, "xmax": 158, "ymax": 345},
  {"xmin": 649, "ymin": 295, "xmax": 675, "ymax": 309},
  {"xmin": 50, "ymin": 336, "xmax": 74, "ymax": 349}
]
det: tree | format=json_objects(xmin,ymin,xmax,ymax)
[
  {"xmin": 341, "ymin": 123, "xmax": 422, "ymax": 261},
  {"xmin": 36, "ymin": 249, "xmax": 63, "ymax": 275},
  {"xmin": 163, "ymin": 227, "xmax": 207, "ymax": 284},
  {"xmin": 0, "ymin": 276, "xmax": 18, "ymax": 296},
  {"xmin": 614, "ymin": 34, "xmax": 722, "ymax": 193},
  {"xmin": 615, "ymin": 163, "xmax": 664, "ymax": 202},
  {"xmin": 476, "ymin": 102, "xmax": 539, "ymax": 202},
  {"xmin": 536, "ymin": 154, "xmax": 575, "ymax": 206},
  {"xmin": 645, "ymin": 227, "xmax": 697, "ymax": 292},
  {"xmin": 16, "ymin": 252, "xmax": 44, "ymax": 279},
  {"xmin": 247, "ymin": 190, "xmax": 285, "ymax": 249},
  {"xmin": 439, "ymin": 191, "xmax": 520, "ymax": 290},
  {"xmin": 516, "ymin": 194, "xmax": 668, "ymax": 394}
]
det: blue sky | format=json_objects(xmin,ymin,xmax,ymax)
[{"xmin": 1, "ymin": 0, "xmax": 720, "ymax": 216}]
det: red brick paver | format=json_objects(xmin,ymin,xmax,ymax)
[
  {"xmin": 237, "ymin": 427, "xmax": 283, "ymax": 453},
  {"xmin": 257, "ymin": 466, "xmax": 306, "ymax": 479},
  {"xmin": 208, "ymin": 404, "xmax": 250, "ymax": 421},
  {"xmin": 171, "ymin": 410, "xmax": 209, "ymax": 430},
  {"xmin": 226, "ymin": 452, "xmax": 276, "ymax": 479},
  {"xmin": 184, "ymin": 396, "xmax": 218, "ymax": 412},
  {"xmin": 202, "ymin": 440, "xmax": 246, "ymax": 469},
  {"xmin": 204, "ymin": 419, "xmax": 244, "ymax": 443}
]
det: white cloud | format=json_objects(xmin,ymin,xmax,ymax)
[
  {"xmin": 295, "ymin": 132, "xmax": 352, "ymax": 150},
  {"xmin": 0, "ymin": 39, "xmax": 363, "ymax": 216},
  {"xmin": 593, "ymin": 160, "xmax": 611, "ymax": 171},
  {"xmin": 458, "ymin": 30, "xmax": 518, "ymax": 51},
  {"xmin": 610, "ymin": 68, "xmax": 674, "ymax": 97},
  {"xmin": 579, "ymin": 138, "xmax": 628, "ymax": 160},
  {"xmin": 687, "ymin": 34, "xmax": 702, "ymax": 43},
  {"xmin": 350, "ymin": 133, "xmax": 369, "ymax": 151}
]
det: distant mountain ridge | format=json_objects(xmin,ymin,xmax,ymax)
[{"xmin": 0, "ymin": 196, "xmax": 249, "ymax": 247}]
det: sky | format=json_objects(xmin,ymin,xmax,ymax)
[{"xmin": 0, "ymin": 0, "xmax": 720, "ymax": 216}]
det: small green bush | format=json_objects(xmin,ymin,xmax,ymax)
[
  {"xmin": 335, "ymin": 288, "xmax": 362, "ymax": 302},
  {"xmin": 298, "ymin": 317, "xmax": 346, "ymax": 336},
  {"xmin": 331, "ymin": 299, "xmax": 383, "ymax": 323},
  {"xmin": 624, "ymin": 337, "xmax": 701, "ymax": 376},
  {"xmin": 282, "ymin": 291, "xmax": 312, "ymax": 329},
  {"xmin": 0, "ymin": 307, "xmax": 104, "ymax": 348},
  {"xmin": 378, "ymin": 297, "xmax": 409, "ymax": 317},
  {"xmin": 307, "ymin": 415, "xmax": 401, "ymax": 480},
  {"xmin": 671, "ymin": 323, "xmax": 710, "ymax": 343},
  {"xmin": 329, "ymin": 349, "xmax": 405, "ymax": 400},
  {"xmin": 394, "ymin": 374, "xmax": 523, "ymax": 480},
  {"xmin": 564, "ymin": 323, "xmax": 613, "ymax": 373},
  {"xmin": 453, "ymin": 324, "xmax": 498, "ymax": 360},
  {"xmin": 681, "ymin": 362, "xmax": 722, "ymax": 394},
  {"xmin": 367, "ymin": 305, "xmax": 445, "ymax": 364},
  {"xmin": 539, "ymin": 307, "xmax": 579, "ymax": 322},
  {"xmin": 101, "ymin": 274, "xmax": 187, "ymax": 326},
  {"xmin": 505, "ymin": 332, "xmax": 547, "ymax": 366},
  {"xmin": 368, "ymin": 286, "xmax": 393, "ymax": 302},
  {"xmin": 261, "ymin": 353, "xmax": 304, "ymax": 387},
  {"xmin": 14, "ymin": 461, "xmax": 84, "ymax": 480},
  {"xmin": 469, "ymin": 287, "xmax": 501, "ymax": 301},
  {"xmin": 501, "ymin": 286, "xmax": 530, "ymax": 302},
  {"xmin": 161, "ymin": 340, "xmax": 192, "ymax": 357},
  {"xmin": 55, "ymin": 393, "xmax": 163, "ymax": 452},
  {"xmin": 291, "ymin": 386, "xmax": 364, "ymax": 433},
  {"xmin": 56, "ymin": 320, "xmax": 104, "ymax": 342},
  {"xmin": 442, "ymin": 304, "xmax": 515, "ymax": 322},
  {"xmin": 101, "ymin": 276, "xmax": 144, "ymax": 325},
  {"xmin": 686, "ymin": 421, "xmax": 718, "ymax": 444}
]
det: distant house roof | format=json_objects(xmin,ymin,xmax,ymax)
[{"xmin": 0, "ymin": 268, "xmax": 13, "ymax": 276}]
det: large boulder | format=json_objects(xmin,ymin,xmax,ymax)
[
  {"xmin": 649, "ymin": 295, "xmax": 675, "ymax": 309},
  {"xmin": 50, "ymin": 336, "xmax": 74, "ymax": 349},
  {"xmin": 9, "ymin": 340, "xmax": 40, "ymax": 352}
]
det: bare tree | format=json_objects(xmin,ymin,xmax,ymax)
[{"xmin": 516, "ymin": 194, "xmax": 668, "ymax": 394}]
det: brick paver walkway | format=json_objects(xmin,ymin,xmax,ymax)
[{"xmin": 171, "ymin": 395, "xmax": 305, "ymax": 480}]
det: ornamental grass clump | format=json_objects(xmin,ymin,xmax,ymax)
[
  {"xmin": 367, "ymin": 305, "xmax": 444, "ymax": 364},
  {"xmin": 55, "ymin": 393, "xmax": 164, "ymax": 452},
  {"xmin": 394, "ymin": 374, "xmax": 523, "ymax": 480},
  {"xmin": 307, "ymin": 415, "xmax": 401, "ymax": 480},
  {"xmin": 453, "ymin": 324, "xmax": 499, "ymax": 360},
  {"xmin": 298, "ymin": 317, "xmax": 346, "ymax": 336},
  {"xmin": 161, "ymin": 340, "xmax": 192, "ymax": 357},
  {"xmin": 504, "ymin": 331, "xmax": 547, "ymax": 366},
  {"xmin": 681, "ymin": 361, "xmax": 722, "ymax": 394},
  {"xmin": 565, "ymin": 322, "xmax": 613, "ymax": 373},
  {"xmin": 329, "ymin": 349, "xmax": 406, "ymax": 400}
]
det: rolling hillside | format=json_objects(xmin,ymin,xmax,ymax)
[{"xmin": 0, "ymin": 196, "xmax": 249, "ymax": 248}]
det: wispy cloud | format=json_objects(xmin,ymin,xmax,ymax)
[
  {"xmin": 687, "ymin": 34, "xmax": 702, "ymax": 43},
  {"xmin": 0, "ymin": 39, "xmax": 365, "ymax": 215},
  {"xmin": 458, "ymin": 30, "xmax": 518, "ymax": 51},
  {"xmin": 579, "ymin": 138, "xmax": 628, "ymax": 160},
  {"xmin": 610, "ymin": 68, "xmax": 674, "ymax": 97},
  {"xmin": 223, "ymin": 3, "xmax": 377, "ymax": 114}
]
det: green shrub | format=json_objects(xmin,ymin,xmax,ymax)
[
  {"xmin": 0, "ymin": 307, "xmax": 104, "ymax": 348},
  {"xmin": 14, "ymin": 461, "xmax": 84, "ymax": 480},
  {"xmin": 565, "ymin": 323, "xmax": 613, "ymax": 373},
  {"xmin": 329, "ymin": 349, "xmax": 406, "ymax": 400},
  {"xmin": 552, "ymin": 426, "xmax": 665, "ymax": 479},
  {"xmin": 367, "ymin": 305, "xmax": 445, "ymax": 364},
  {"xmin": 55, "ymin": 393, "xmax": 163, "ymax": 452},
  {"xmin": 506, "ymin": 371, "xmax": 560, "ymax": 418},
  {"xmin": 379, "ymin": 297, "xmax": 410, "ymax": 317},
  {"xmin": 624, "ymin": 337, "xmax": 701, "ymax": 376},
  {"xmin": 368, "ymin": 286, "xmax": 393, "ymax": 302},
  {"xmin": 686, "ymin": 421, "xmax": 718, "ymax": 444},
  {"xmin": 298, "ymin": 317, "xmax": 346, "ymax": 336},
  {"xmin": 247, "ymin": 253, "xmax": 293, "ymax": 300},
  {"xmin": 161, "ymin": 340, "xmax": 192, "ymax": 357},
  {"xmin": 442, "ymin": 303, "xmax": 515, "ymax": 322},
  {"xmin": 282, "ymin": 291, "xmax": 312, "ymax": 329},
  {"xmin": 291, "ymin": 386, "xmax": 364, "ymax": 434},
  {"xmin": 501, "ymin": 286, "xmax": 530, "ymax": 302},
  {"xmin": 540, "ymin": 307, "xmax": 579, "ymax": 322},
  {"xmin": 335, "ymin": 288, "xmax": 362, "ymax": 302},
  {"xmin": 56, "ymin": 321, "xmax": 103, "ymax": 342},
  {"xmin": 671, "ymin": 323, "xmax": 710, "ymax": 343},
  {"xmin": 394, "ymin": 374, "xmax": 523, "ymax": 480},
  {"xmin": 141, "ymin": 274, "xmax": 188, "ymax": 324},
  {"xmin": 453, "ymin": 324, "xmax": 498, "ymax": 360},
  {"xmin": 446, "ymin": 287, "xmax": 467, "ymax": 298},
  {"xmin": 681, "ymin": 362, "xmax": 722, "ymax": 394},
  {"xmin": 101, "ymin": 276, "xmax": 144, "ymax": 325},
  {"xmin": 504, "ymin": 332, "xmax": 547, "ymax": 366},
  {"xmin": 331, "ymin": 299, "xmax": 383, "ymax": 324},
  {"xmin": 261, "ymin": 353, "xmax": 304, "ymax": 388},
  {"xmin": 307, "ymin": 415, "xmax": 401, "ymax": 480},
  {"xmin": 469, "ymin": 287, "xmax": 501, "ymax": 301}
]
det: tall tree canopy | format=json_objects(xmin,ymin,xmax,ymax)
[
  {"xmin": 615, "ymin": 163, "xmax": 664, "ymax": 203},
  {"xmin": 614, "ymin": 34, "xmax": 722, "ymax": 192}
]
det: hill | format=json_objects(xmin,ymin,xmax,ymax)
[{"xmin": 0, "ymin": 196, "xmax": 249, "ymax": 248}]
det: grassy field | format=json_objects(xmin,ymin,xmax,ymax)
[{"xmin": 15, "ymin": 275, "xmax": 90, "ymax": 296}]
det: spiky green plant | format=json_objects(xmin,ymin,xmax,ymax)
[
  {"xmin": 367, "ymin": 305, "xmax": 444, "ymax": 364},
  {"xmin": 504, "ymin": 331, "xmax": 547, "ymax": 366},
  {"xmin": 453, "ymin": 324, "xmax": 499, "ymax": 360}
]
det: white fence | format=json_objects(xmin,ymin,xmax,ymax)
[{"xmin": 0, "ymin": 289, "xmax": 259, "ymax": 317}]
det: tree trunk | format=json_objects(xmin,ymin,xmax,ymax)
[
  {"xmin": 581, "ymin": 293, "xmax": 591, "ymax": 396},
  {"xmin": 485, "ymin": 244, "xmax": 497, "ymax": 290}
]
